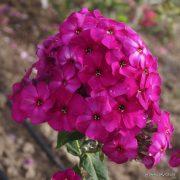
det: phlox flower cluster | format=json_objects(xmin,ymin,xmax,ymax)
[{"xmin": 9, "ymin": 8, "xmax": 174, "ymax": 169}]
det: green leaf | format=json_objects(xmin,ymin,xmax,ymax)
[
  {"xmin": 56, "ymin": 131, "xmax": 84, "ymax": 149},
  {"xmin": 81, "ymin": 153, "xmax": 109, "ymax": 180},
  {"xmin": 66, "ymin": 140, "xmax": 82, "ymax": 156}
]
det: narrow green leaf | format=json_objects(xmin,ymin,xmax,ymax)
[
  {"xmin": 66, "ymin": 140, "xmax": 81, "ymax": 156},
  {"xmin": 56, "ymin": 131, "xmax": 84, "ymax": 149},
  {"xmin": 81, "ymin": 153, "xmax": 109, "ymax": 180}
]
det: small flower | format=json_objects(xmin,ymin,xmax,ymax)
[
  {"xmin": 19, "ymin": 82, "xmax": 54, "ymax": 124},
  {"xmin": 78, "ymin": 51, "xmax": 116, "ymax": 91},
  {"xmin": 50, "ymin": 63, "xmax": 81, "ymax": 93},
  {"xmin": 124, "ymin": 37, "xmax": 149, "ymax": 68},
  {"xmin": 52, "ymin": 169, "xmax": 81, "ymax": 180},
  {"xmin": 169, "ymin": 149, "xmax": 180, "ymax": 167},
  {"xmin": 76, "ymin": 96, "xmax": 111, "ymax": 142},
  {"xmin": 157, "ymin": 111, "xmax": 174, "ymax": 148},
  {"xmin": 110, "ymin": 95, "xmax": 146, "ymax": 130},
  {"xmin": 58, "ymin": 45, "xmax": 82, "ymax": 68},
  {"xmin": 148, "ymin": 132, "xmax": 167, "ymax": 165},
  {"xmin": 102, "ymin": 131, "xmax": 138, "ymax": 164},
  {"xmin": 91, "ymin": 18, "xmax": 125, "ymax": 49},
  {"xmin": 142, "ymin": 156, "xmax": 155, "ymax": 169},
  {"xmin": 48, "ymin": 87, "xmax": 86, "ymax": 132},
  {"xmin": 106, "ymin": 49, "xmax": 137, "ymax": 78},
  {"xmin": 137, "ymin": 73, "xmax": 161, "ymax": 109},
  {"xmin": 60, "ymin": 11, "xmax": 97, "ymax": 43}
]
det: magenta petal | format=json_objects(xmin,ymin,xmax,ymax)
[
  {"xmin": 103, "ymin": 112, "xmax": 120, "ymax": 132},
  {"xmin": 91, "ymin": 28, "xmax": 105, "ymax": 41},
  {"xmin": 86, "ymin": 121, "xmax": 107, "ymax": 140},
  {"xmin": 31, "ymin": 108, "xmax": 46, "ymax": 124},
  {"xmin": 143, "ymin": 156, "xmax": 155, "ymax": 169},
  {"xmin": 76, "ymin": 115, "xmax": 91, "ymax": 133}
]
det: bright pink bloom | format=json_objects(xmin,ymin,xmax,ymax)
[
  {"xmin": 136, "ymin": 73, "xmax": 161, "ymax": 109},
  {"xmin": 142, "ymin": 156, "xmax": 155, "ymax": 169},
  {"xmin": 60, "ymin": 11, "xmax": 97, "ymax": 43},
  {"xmin": 124, "ymin": 37, "xmax": 149, "ymax": 68},
  {"xmin": 79, "ymin": 52, "xmax": 116, "ymax": 92},
  {"xmin": 50, "ymin": 63, "xmax": 81, "ymax": 93},
  {"xmin": 58, "ymin": 45, "xmax": 82, "ymax": 68},
  {"xmin": 18, "ymin": 82, "xmax": 54, "ymax": 124},
  {"xmin": 110, "ymin": 96, "xmax": 146, "ymax": 130},
  {"xmin": 52, "ymin": 169, "xmax": 81, "ymax": 180},
  {"xmin": 70, "ymin": 30, "xmax": 106, "ymax": 64},
  {"xmin": 169, "ymin": 149, "xmax": 180, "ymax": 167},
  {"xmin": 76, "ymin": 96, "xmax": 112, "ymax": 141},
  {"xmin": 48, "ymin": 87, "xmax": 85, "ymax": 132},
  {"xmin": 106, "ymin": 49, "xmax": 137, "ymax": 78},
  {"xmin": 148, "ymin": 132, "xmax": 167, "ymax": 165},
  {"xmin": 157, "ymin": 111, "xmax": 174, "ymax": 148},
  {"xmin": 102, "ymin": 132, "xmax": 137, "ymax": 164},
  {"xmin": 91, "ymin": 19, "xmax": 124, "ymax": 49}
]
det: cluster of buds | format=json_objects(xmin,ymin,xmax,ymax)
[{"xmin": 10, "ymin": 8, "xmax": 174, "ymax": 170}]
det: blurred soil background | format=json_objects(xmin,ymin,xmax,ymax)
[{"xmin": 0, "ymin": 0, "xmax": 180, "ymax": 179}]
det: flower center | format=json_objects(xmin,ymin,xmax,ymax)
[
  {"xmin": 106, "ymin": 28, "xmax": 114, "ymax": 35},
  {"xmin": 93, "ymin": 114, "xmax": 101, "ymax": 120},
  {"xmin": 118, "ymin": 104, "xmax": 125, "ymax": 112},
  {"xmin": 69, "ymin": 58, "xmax": 74, "ymax": 64},
  {"xmin": 62, "ymin": 79, "xmax": 67, "ymax": 86},
  {"xmin": 144, "ymin": 67, "xmax": 149, "ymax": 74},
  {"xmin": 160, "ymin": 147, "xmax": 165, "ymax": 153},
  {"xmin": 117, "ymin": 146, "xmax": 123, "ymax": 152},
  {"xmin": 119, "ymin": 60, "xmax": 126, "ymax": 67},
  {"xmin": 165, "ymin": 128, "xmax": 169, "ymax": 135},
  {"xmin": 61, "ymin": 106, "xmax": 68, "ymax": 114},
  {"xmin": 36, "ymin": 98, "xmax": 43, "ymax": 107},
  {"xmin": 85, "ymin": 47, "xmax": 92, "ymax": 54},
  {"xmin": 137, "ymin": 48, "xmax": 143, "ymax": 53},
  {"xmin": 95, "ymin": 69, "xmax": 102, "ymax": 76},
  {"xmin": 75, "ymin": 27, "xmax": 81, "ymax": 35}
]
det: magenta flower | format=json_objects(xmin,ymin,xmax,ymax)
[
  {"xmin": 91, "ymin": 18, "xmax": 125, "ymax": 49},
  {"xmin": 148, "ymin": 132, "xmax": 167, "ymax": 165},
  {"xmin": 58, "ymin": 45, "xmax": 82, "ymax": 69},
  {"xmin": 106, "ymin": 49, "xmax": 137, "ymax": 78},
  {"xmin": 48, "ymin": 87, "xmax": 85, "ymax": 132},
  {"xmin": 78, "ymin": 51, "xmax": 116, "ymax": 92},
  {"xmin": 52, "ymin": 169, "xmax": 81, "ymax": 180},
  {"xmin": 18, "ymin": 82, "xmax": 54, "ymax": 124},
  {"xmin": 110, "ymin": 96, "xmax": 146, "ymax": 130},
  {"xmin": 136, "ymin": 72, "xmax": 161, "ymax": 109},
  {"xmin": 169, "ymin": 149, "xmax": 180, "ymax": 167},
  {"xmin": 142, "ymin": 156, "xmax": 155, "ymax": 169},
  {"xmin": 49, "ymin": 63, "xmax": 81, "ymax": 93},
  {"xmin": 60, "ymin": 11, "xmax": 97, "ymax": 43},
  {"xmin": 157, "ymin": 111, "xmax": 174, "ymax": 148},
  {"xmin": 70, "ymin": 30, "xmax": 106, "ymax": 64},
  {"xmin": 10, "ymin": 82, "xmax": 29, "ymax": 123},
  {"xmin": 124, "ymin": 37, "xmax": 149, "ymax": 68},
  {"xmin": 102, "ymin": 132, "xmax": 137, "ymax": 164},
  {"xmin": 76, "ymin": 96, "xmax": 112, "ymax": 141}
]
